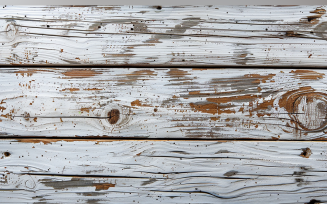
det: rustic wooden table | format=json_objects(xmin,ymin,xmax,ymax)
[{"xmin": 0, "ymin": 5, "xmax": 327, "ymax": 204}]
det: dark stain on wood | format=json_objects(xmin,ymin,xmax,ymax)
[
  {"xmin": 41, "ymin": 178, "xmax": 115, "ymax": 190},
  {"xmin": 224, "ymin": 170, "xmax": 238, "ymax": 177},
  {"xmin": 146, "ymin": 17, "xmax": 200, "ymax": 43},
  {"xmin": 141, "ymin": 178, "xmax": 157, "ymax": 186},
  {"xmin": 215, "ymin": 150, "xmax": 231, "ymax": 154},
  {"xmin": 132, "ymin": 22, "xmax": 148, "ymax": 33},
  {"xmin": 108, "ymin": 109, "xmax": 120, "ymax": 124}
]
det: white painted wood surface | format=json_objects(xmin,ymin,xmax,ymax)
[
  {"xmin": 1, "ymin": 68, "xmax": 327, "ymax": 140},
  {"xmin": 1, "ymin": 5, "xmax": 327, "ymax": 202},
  {"xmin": 0, "ymin": 139, "xmax": 326, "ymax": 203},
  {"xmin": 0, "ymin": 5, "xmax": 327, "ymax": 67}
]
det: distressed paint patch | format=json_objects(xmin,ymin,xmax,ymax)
[{"xmin": 62, "ymin": 69, "xmax": 102, "ymax": 78}]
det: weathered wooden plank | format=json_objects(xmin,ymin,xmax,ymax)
[
  {"xmin": 2, "ymin": 68, "xmax": 327, "ymax": 139},
  {"xmin": 0, "ymin": 139, "xmax": 326, "ymax": 203},
  {"xmin": 0, "ymin": 5, "xmax": 327, "ymax": 67}
]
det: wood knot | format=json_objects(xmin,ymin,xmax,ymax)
[
  {"xmin": 300, "ymin": 148, "xmax": 312, "ymax": 158},
  {"xmin": 5, "ymin": 22, "xmax": 18, "ymax": 41},
  {"xmin": 94, "ymin": 104, "xmax": 131, "ymax": 131},
  {"xmin": 279, "ymin": 88, "xmax": 327, "ymax": 131},
  {"xmin": 108, "ymin": 109, "xmax": 120, "ymax": 124}
]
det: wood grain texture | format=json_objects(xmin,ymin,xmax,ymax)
[
  {"xmin": 0, "ymin": 139, "xmax": 327, "ymax": 203},
  {"xmin": 2, "ymin": 68, "xmax": 327, "ymax": 139},
  {"xmin": 0, "ymin": 5, "xmax": 327, "ymax": 67}
]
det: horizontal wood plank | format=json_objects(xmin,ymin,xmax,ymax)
[
  {"xmin": 1, "ymin": 68, "xmax": 327, "ymax": 139},
  {"xmin": 0, "ymin": 5, "xmax": 327, "ymax": 67},
  {"xmin": 0, "ymin": 139, "xmax": 326, "ymax": 203}
]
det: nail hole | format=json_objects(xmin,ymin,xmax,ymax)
[
  {"xmin": 4, "ymin": 152, "xmax": 10, "ymax": 157},
  {"xmin": 47, "ymin": 25, "xmax": 50, "ymax": 28},
  {"xmin": 108, "ymin": 109, "xmax": 120, "ymax": 124},
  {"xmin": 156, "ymin": 6, "xmax": 162, "ymax": 10}
]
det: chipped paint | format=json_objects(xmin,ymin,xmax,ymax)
[
  {"xmin": 62, "ymin": 69, "xmax": 101, "ymax": 78},
  {"xmin": 84, "ymin": 88, "xmax": 104, "ymax": 91},
  {"xmin": 0, "ymin": 107, "xmax": 6, "ymax": 112},
  {"xmin": 94, "ymin": 183, "xmax": 115, "ymax": 191},
  {"xmin": 291, "ymin": 70, "xmax": 325, "ymax": 80},
  {"xmin": 131, "ymin": 99, "xmax": 151, "ymax": 107},
  {"xmin": 167, "ymin": 69, "xmax": 190, "ymax": 77},
  {"xmin": 244, "ymin": 73, "xmax": 276, "ymax": 84},
  {"xmin": 207, "ymin": 94, "xmax": 260, "ymax": 104},
  {"xmin": 81, "ymin": 107, "xmax": 95, "ymax": 113},
  {"xmin": 61, "ymin": 88, "xmax": 80, "ymax": 92}
]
